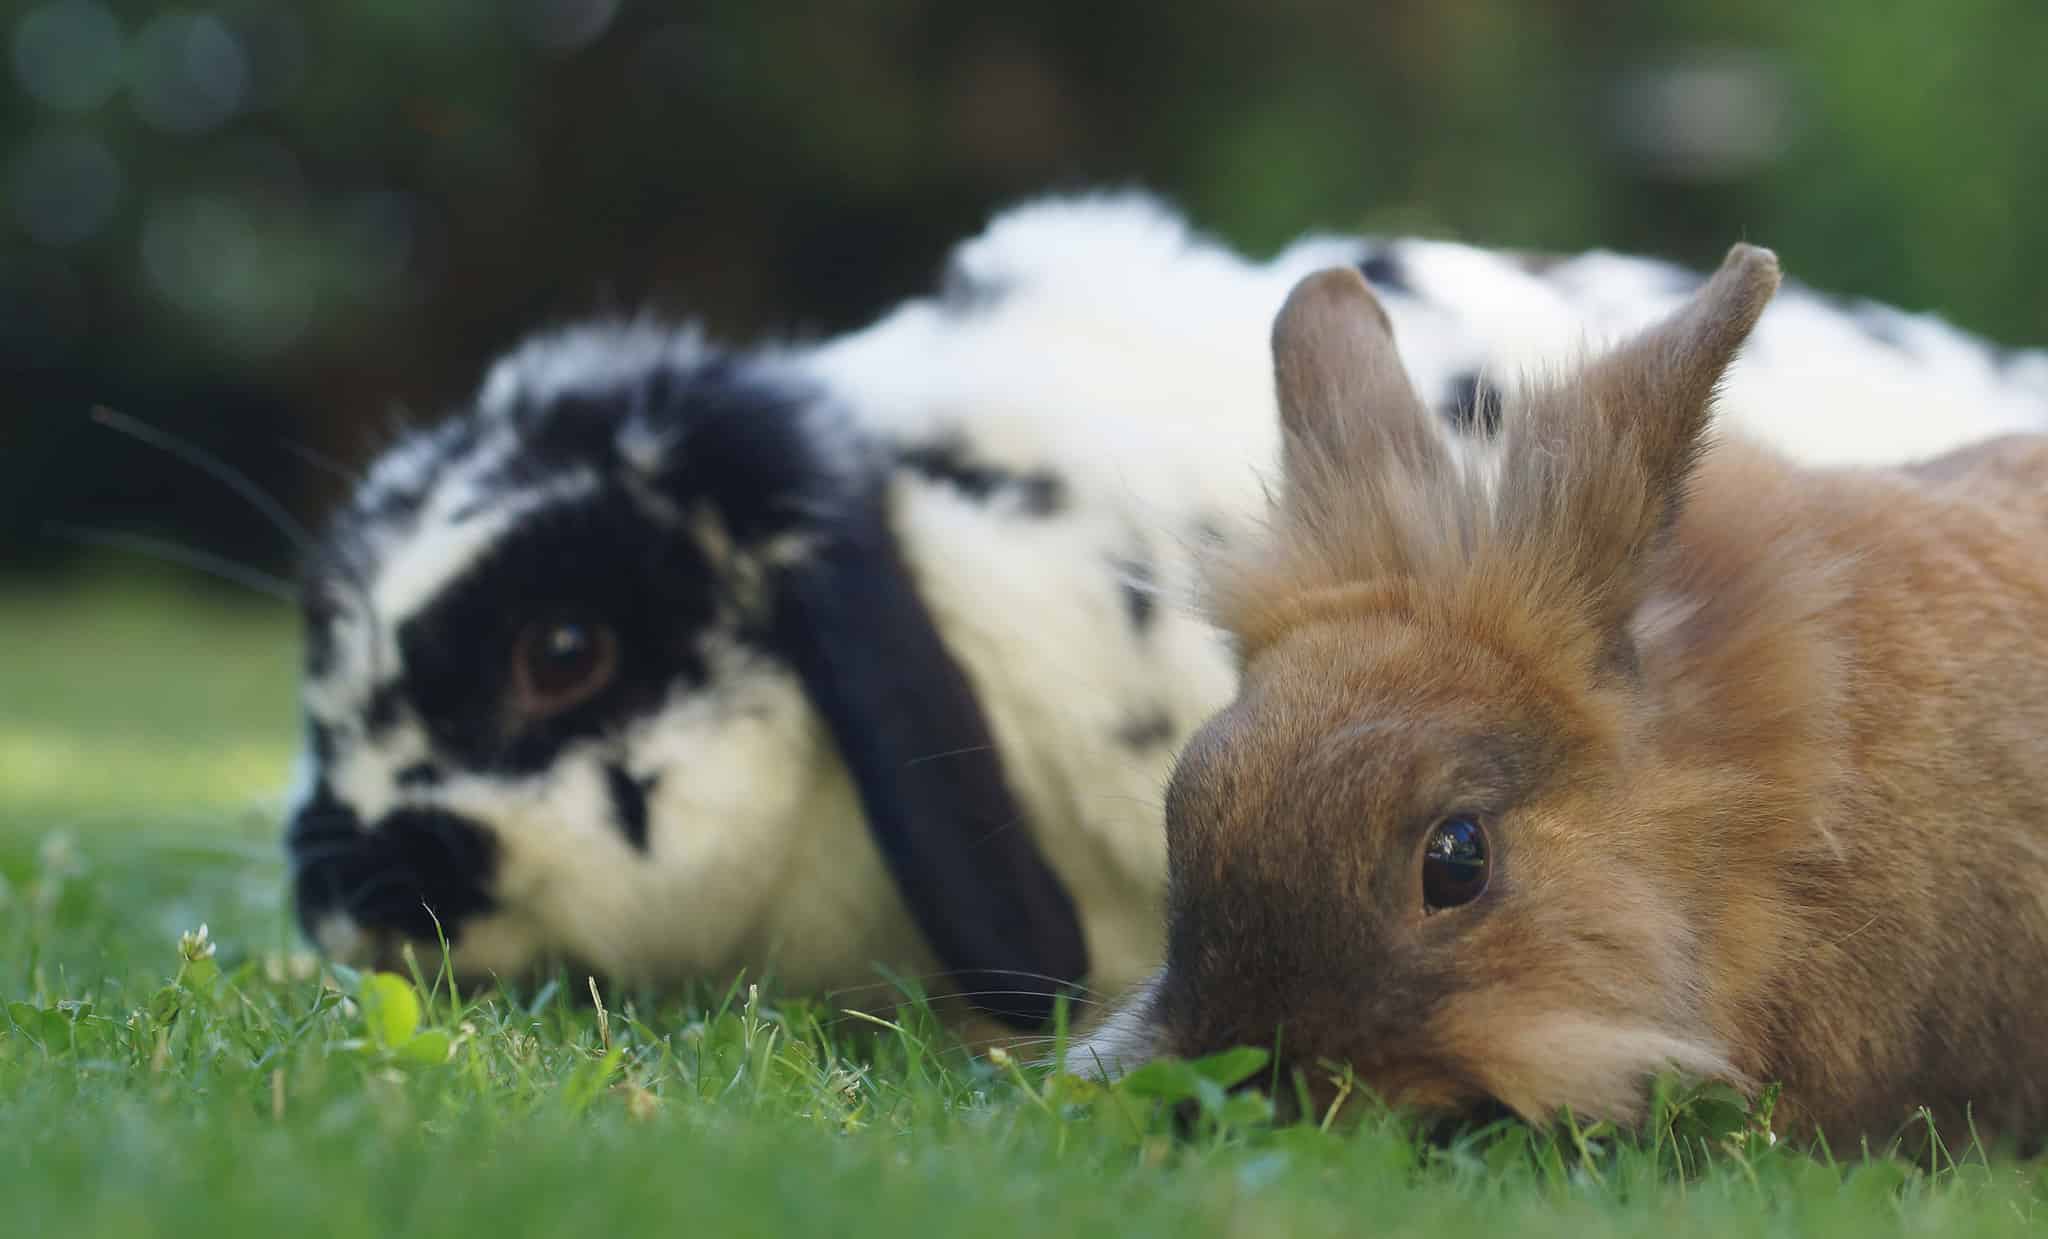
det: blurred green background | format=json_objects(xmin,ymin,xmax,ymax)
[
  {"xmin": 3, "ymin": 0, "xmax": 2047, "ymax": 824},
  {"xmin": 10, "ymin": 0, "xmax": 2048, "ymax": 584}
]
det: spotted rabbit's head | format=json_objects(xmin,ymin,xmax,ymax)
[{"xmin": 287, "ymin": 324, "xmax": 1083, "ymax": 1026}]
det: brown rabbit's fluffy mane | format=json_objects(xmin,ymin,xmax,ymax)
[{"xmin": 1187, "ymin": 266, "xmax": 1871, "ymax": 1122}]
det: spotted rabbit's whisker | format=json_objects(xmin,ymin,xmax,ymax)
[
  {"xmin": 89, "ymin": 405, "xmax": 319, "ymax": 559},
  {"xmin": 42, "ymin": 522, "xmax": 297, "ymax": 604}
]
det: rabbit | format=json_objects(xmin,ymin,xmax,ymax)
[
  {"xmin": 1065, "ymin": 245, "xmax": 2048, "ymax": 1151},
  {"xmin": 286, "ymin": 192, "xmax": 2048, "ymax": 1033}
]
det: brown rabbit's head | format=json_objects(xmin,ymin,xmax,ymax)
[{"xmin": 1075, "ymin": 246, "xmax": 1792, "ymax": 1127}]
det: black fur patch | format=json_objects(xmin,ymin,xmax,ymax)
[
  {"xmin": 306, "ymin": 717, "xmax": 336, "ymax": 764},
  {"xmin": 1445, "ymin": 372, "xmax": 1503, "ymax": 436},
  {"xmin": 386, "ymin": 359, "xmax": 840, "ymax": 776},
  {"xmin": 477, "ymin": 356, "xmax": 835, "ymax": 545},
  {"xmin": 351, "ymin": 417, "xmax": 482, "ymax": 530},
  {"xmin": 301, "ymin": 583, "xmax": 340, "ymax": 678},
  {"xmin": 770, "ymin": 476, "xmax": 1088, "ymax": 1026},
  {"xmin": 643, "ymin": 358, "xmax": 852, "ymax": 543},
  {"xmin": 1358, "ymin": 249, "xmax": 1411, "ymax": 297},
  {"xmin": 393, "ymin": 489, "xmax": 719, "ymax": 774},
  {"xmin": 1016, "ymin": 473, "xmax": 1064, "ymax": 516},
  {"xmin": 365, "ymin": 684, "xmax": 404, "ymax": 733},
  {"xmin": 604, "ymin": 763, "xmax": 653, "ymax": 853},
  {"xmin": 395, "ymin": 762, "xmax": 442, "ymax": 790},
  {"xmin": 897, "ymin": 438, "xmax": 1067, "ymax": 516},
  {"xmin": 288, "ymin": 781, "xmax": 498, "ymax": 944}
]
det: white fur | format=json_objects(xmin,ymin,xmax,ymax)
[
  {"xmin": 299, "ymin": 192, "xmax": 2048, "ymax": 1019},
  {"xmin": 1061, "ymin": 970, "xmax": 1167, "ymax": 1075}
]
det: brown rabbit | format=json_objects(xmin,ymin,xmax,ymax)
[{"xmin": 1067, "ymin": 245, "xmax": 2048, "ymax": 1151}]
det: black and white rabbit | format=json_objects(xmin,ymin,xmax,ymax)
[{"xmin": 288, "ymin": 194, "xmax": 2048, "ymax": 1028}]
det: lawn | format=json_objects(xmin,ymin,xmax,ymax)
[{"xmin": 2, "ymin": 579, "xmax": 2044, "ymax": 1237}]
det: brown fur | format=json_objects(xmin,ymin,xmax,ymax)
[{"xmin": 1074, "ymin": 249, "xmax": 2048, "ymax": 1151}]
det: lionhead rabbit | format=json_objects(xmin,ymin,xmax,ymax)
[
  {"xmin": 285, "ymin": 193, "xmax": 2048, "ymax": 1034},
  {"xmin": 1069, "ymin": 247, "xmax": 2048, "ymax": 1148}
]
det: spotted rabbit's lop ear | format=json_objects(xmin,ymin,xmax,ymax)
[{"xmin": 771, "ymin": 478, "xmax": 1088, "ymax": 1028}]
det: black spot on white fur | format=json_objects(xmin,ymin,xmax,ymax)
[
  {"xmin": 1508, "ymin": 249, "xmax": 1565, "ymax": 278},
  {"xmin": 896, "ymin": 438, "xmax": 1066, "ymax": 516},
  {"xmin": 1358, "ymin": 249, "xmax": 1411, "ymax": 297},
  {"xmin": 605, "ymin": 764, "xmax": 654, "ymax": 853},
  {"xmin": 1116, "ymin": 709, "xmax": 1175, "ymax": 750},
  {"xmin": 1111, "ymin": 549, "xmax": 1155, "ymax": 632},
  {"xmin": 939, "ymin": 254, "xmax": 1010, "ymax": 312},
  {"xmin": 395, "ymin": 762, "xmax": 442, "ymax": 790},
  {"xmin": 1854, "ymin": 305, "xmax": 1914, "ymax": 353},
  {"xmin": 1445, "ymin": 372, "xmax": 1504, "ymax": 436}
]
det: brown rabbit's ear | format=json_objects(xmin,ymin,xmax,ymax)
[
  {"xmin": 1496, "ymin": 244, "xmax": 1780, "ymax": 629},
  {"xmin": 1271, "ymin": 266, "xmax": 1447, "ymax": 491},
  {"xmin": 1580, "ymin": 242, "xmax": 1780, "ymax": 499}
]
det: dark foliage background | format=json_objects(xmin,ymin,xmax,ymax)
[{"xmin": 6, "ymin": 0, "xmax": 2046, "ymax": 584}]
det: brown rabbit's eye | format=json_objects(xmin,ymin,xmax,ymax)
[
  {"xmin": 512, "ymin": 611, "xmax": 618, "ymax": 718},
  {"xmin": 1422, "ymin": 816, "xmax": 1489, "ymax": 912}
]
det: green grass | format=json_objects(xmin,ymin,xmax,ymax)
[{"xmin": 4, "ymin": 580, "xmax": 2046, "ymax": 1237}]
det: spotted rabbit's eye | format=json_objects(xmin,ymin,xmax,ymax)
[
  {"xmin": 512, "ymin": 610, "xmax": 618, "ymax": 718},
  {"xmin": 1422, "ymin": 816, "xmax": 1489, "ymax": 912}
]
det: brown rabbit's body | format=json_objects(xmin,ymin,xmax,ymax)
[
  {"xmin": 1658, "ymin": 434, "xmax": 2048, "ymax": 1145},
  {"xmin": 1070, "ymin": 251, "xmax": 2048, "ymax": 1151}
]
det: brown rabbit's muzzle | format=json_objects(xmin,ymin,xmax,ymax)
[{"xmin": 1150, "ymin": 818, "xmax": 1507, "ymax": 1123}]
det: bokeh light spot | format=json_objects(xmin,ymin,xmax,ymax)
[
  {"xmin": 11, "ymin": 0, "xmax": 124, "ymax": 113},
  {"xmin": 141, "ymin": 192, "xmax": 313, "ymax": 359},
  {"xmin": 129, "ymin": 12, "xmax": 248, "ymax": 136}
]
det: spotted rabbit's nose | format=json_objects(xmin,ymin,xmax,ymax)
[{"xmin": 287, "ymin": 780, "xmax": 500, "ymax": 949}]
